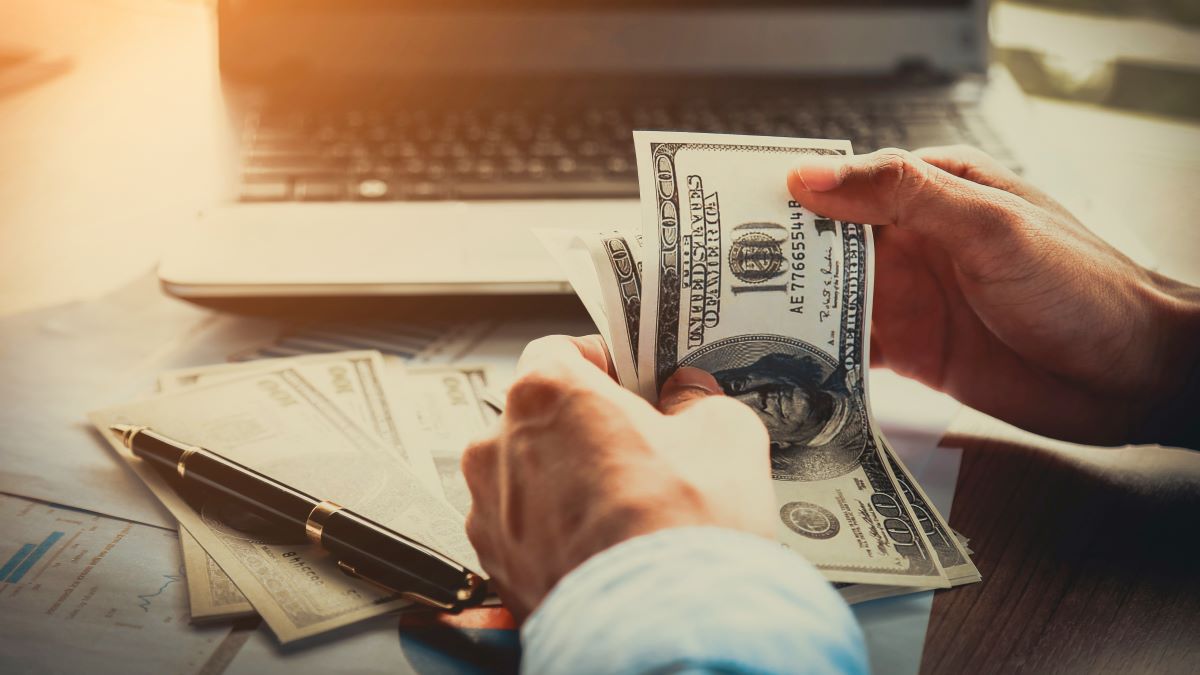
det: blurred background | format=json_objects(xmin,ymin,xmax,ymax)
[
  {"xmin": 1, "ymin": 0, "xmax": 1197, "ymax": 316},
  {"xmin": 992, "ymin": 0, "xmax": 1199, "ymax": 119}
]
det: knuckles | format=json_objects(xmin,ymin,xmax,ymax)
[
  {"xmin": 464, "ymin": 511, "xmax": 485, "ymax": 547},
  {"xmin": 460, "ymin": 438, "xmax": 498, "ymax": 484},
  {"xmin": 866, "ymin": 148, "xmax": 926, "ymax": 197},
  {"xmin": 681, "ymin": 395, "xmax": 770, "ymax": 448},
  {"xmin": 504, "ymin": 368, "xmax": 578, "ymax": 418}
]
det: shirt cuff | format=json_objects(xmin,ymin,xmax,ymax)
[{"xmin": 521, "ymin": 526, "xmax": 867, "ymax": 675}]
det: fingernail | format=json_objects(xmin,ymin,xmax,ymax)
[
  {"xmin": 664, "ymin": 367, "xmax": 721, "ymax": 395},
  {"xmin": 791, "ymin": 157, "xmax": 845, "ymax": 192}
]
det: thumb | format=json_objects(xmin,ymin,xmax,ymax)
[
  {"xmin": 787, "ymin": 148, "xmax": 1029, "ymax": 255},
  {"xmin": 658, "ymin": 367, "xmax": 724, "ymax": 415}
]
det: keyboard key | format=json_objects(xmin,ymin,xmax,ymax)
[
  {"xmin": 356, "ymin": 179, "xmax": 390, "ymax": 199},
  {"xmin": 404, "ymin": 181, "xmax": 448, "ymax": 199},
  {"xmin": 240, "ymin": 178, "xmax": 291, "ymax": 201},
  {"xmin": 295, "ymin": 178, "xmax": 344, "ymax": 201}
]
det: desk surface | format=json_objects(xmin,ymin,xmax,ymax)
[
  {"xmin": 925, "ymin": 412, "xmax": 1200, "ymax": 673},
  {"xmin": 2, "ymin": 1, "xmax": 1199, "ymax": 673}
]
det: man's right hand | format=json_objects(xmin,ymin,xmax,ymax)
[{"xmin": 788, "ymin": 146, "xmax": 1200, "ymax": 446}]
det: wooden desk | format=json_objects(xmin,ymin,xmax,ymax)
[{"xmin": 923, "ymin": 411, "xmax": 1200, "ymax": 672}]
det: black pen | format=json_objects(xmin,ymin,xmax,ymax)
[{"xmin": 110, "ymin": 423, "xmax": 486, "ymax": 612}]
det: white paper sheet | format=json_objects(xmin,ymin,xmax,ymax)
[
  {"xmin": 0, "ymin": 275, "xmax": 277, "ymax": 528},
  {"xmin": 0, "ymin": 493, "xmax": 233, "ymax": 673}
]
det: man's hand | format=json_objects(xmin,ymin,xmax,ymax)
[
  {"xmin": 461, "ymin": 335, "xmax": 773, "ymax": 621},
  {"xmin": 788, "ymin": 146, "xmax": 1200, "ymax": 445}
]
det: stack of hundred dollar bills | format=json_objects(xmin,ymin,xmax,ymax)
[
  {"xmin": 90, "ymin": 353, "xmax": 498, "ymax": 642},
  {"xmin": 539, "ymin": 131, "xmax": 980, "ymax": 604}
]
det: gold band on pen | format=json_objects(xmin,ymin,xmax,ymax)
[
  {"xmin": 115, "ymin": 424, "xmax": 148, "ymax": 450},
  {"xmin": 305, "ymin": 500, "xmax": 343, "ymax": 546},
  {"xmin": 176, "ymin": 446, "xmax": 200, "ymax": 480}
]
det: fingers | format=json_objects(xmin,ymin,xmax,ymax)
[
  {"xmin": 665, "ymin": 395, "xmax": 772, "ymax": 482},
  {"xmin": 509, "ymin": 334, "xmax": 643, "ymax": 421},
  {"xmin": 658, "ymin": 367, "xmax": 723, "ymax": 415},
  {"xmin": 787, "ymin": 147, "xmax": 1032, "ymax": 254},
  {"xmin": 912, "ymin": 145, "xmax": 1072, "ymax": 218},
  {"xmin": 569, "ymin": 334, "xmax": 618, "ymax": 379},
  {"xmin": 516, "ymin": 335, "xmax": 616, "ymax": 383},
  {"xmin": 461, "ymin": 439, "xmax": 499, "ymax": 528},
  {"xmin": 461, "ymin": 437, "xmax": 503, "ymax": 578},
  {"xmin": 911, "ymin": 145, "xmax": 1021, "ymax": 190}
]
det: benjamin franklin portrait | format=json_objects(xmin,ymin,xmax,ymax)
[{"xmin": 682, "ymin": 336, "xmax": 867, "ymax": 482}]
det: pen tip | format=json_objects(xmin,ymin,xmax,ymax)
[{"xmin": 108, "ymin": 424, "xmax": 144, "ymax": 449}]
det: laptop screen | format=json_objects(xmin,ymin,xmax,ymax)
[{"xmin": 219, "ymin": 0, "xmax": 983, "ymax": 80}]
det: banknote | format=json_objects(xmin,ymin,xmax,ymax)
[
  {"xmin": 159, "ymin": 351, "xmax": 442, "ymax": 493},
  {"xmin": 538, "ymin": 229, "xmax": 645, "ymax": 389},
  {"xmin": 624, "ymin": 131, "xmax": 949, "ymax": 587},
  {"xmin": 835, "ymin": 437, "xmax": 980, "ymax": 604},
  {"xmin": 878, "ymin": 434, "xmax": 980, "ymax": 585},
  {"xmin": 399, "ymin": 362, "xmax": 499, "ymax": 516},
  {"xmin": 178, "ymin": 522, "xmax": 255, "ymax": 621},
  {"xmin": 159, "ymin": 351, "xmax": 447, "ymax": 622},
  {"xmin": 91, "ymin": 364, "xmax": 480, "ymax": 643},
  {"xmin": 533, "ymin": 228, "xmax": 622, "ymax": 361}
]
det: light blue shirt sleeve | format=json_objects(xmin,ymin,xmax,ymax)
[{"xmin": 520, "ymin": 526, "xmax": 867, "ymax": 675}]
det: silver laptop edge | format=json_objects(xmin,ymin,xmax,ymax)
[{"xmin": 162, "ymin": 0, "xmax": 991, "ymax": 300}]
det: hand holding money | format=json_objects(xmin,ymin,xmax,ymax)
[
  {"xmin": 788, "ymin": 145, "xmax": 1200, "ymax": 446},
  {"xmin": 537, "ymin": 131, "xmax": 979, "ymax": 597},
  {"xmin": 461, "ymin": 334, "xmax": 776, "ymax": 621}
]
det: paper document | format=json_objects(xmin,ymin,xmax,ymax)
[{"xmin": 0, "ymin": 494, "xmax": 232, "ymax": 674}]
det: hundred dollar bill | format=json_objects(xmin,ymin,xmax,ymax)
[
  {"xmin": 91, "ymin": 365, "xmax": 480, "ymax": 643},
  {"xmin": 631, "ymin": 131, "xmax": 949, "ymax": 588},
  {"xmin": 551, "ymin": 225, "xmax": 978, "ymax": 590},
  {"xmin": 178, "ymin": 522, "xmax": 255, "ymax": 621},
  {"xmin": 159, "ymin": 351, "xmax": 446, "ymax": 621},
  {"xmin": 878, "ymin": 434, "xmax": 980, "ymax": 585},
  {"xmin": 398, "ymin": 362, "xmax": 499, "ymax": 517},
  {"xmin": 538, "ymin": 229, "xmax": 645, "ymax": 389},
  {"xmin": 159, "ymin": 351, "xmax": 442, "ymax": 493},
  {"xmin": 836, "ymin": 436, "xmax": 980, "ymax": 604}
]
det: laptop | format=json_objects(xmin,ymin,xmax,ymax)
[{"xmin": 160, "ymin": 0, "xmax": 1016, "ymax": 302}]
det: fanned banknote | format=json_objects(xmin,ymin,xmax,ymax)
[
  {"xmin": 533, "ymin": 229, "xmax": 645, "ymax": 388},
  {"xmin": 396, "ymin": 361, "xmax": 499, "ymax": 517},
  {"xmin": 158, "ymin": 351, "xmax": 449, "ymax": 622},
  {"xmin": 542, "ymin": 131, "xmax": 979, "ymax": 591},
  {"xmin": 91, "ymin": 356, "xmax": 482, "ymax": 643}
]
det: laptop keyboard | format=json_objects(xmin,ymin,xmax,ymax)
[{"xmin": 239, "ymin": 97, "xmax": 1015, "ymax": 202}]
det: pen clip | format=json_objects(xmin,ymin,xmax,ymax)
[{"xmin": 336, "ymin": 560, "xmax": 486, "ymax": 613}]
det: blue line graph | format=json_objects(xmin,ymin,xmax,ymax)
[
  {"xmin": 3, "ymin": 531, "xmax": 63, "ymax": 583},
  {"xmin": 137, "ymin": 570, "xmax": 183, "ymax": 612},
  {"xmin": 0, "ymin": 543, "xmax": 35, "ymax": 581}
]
